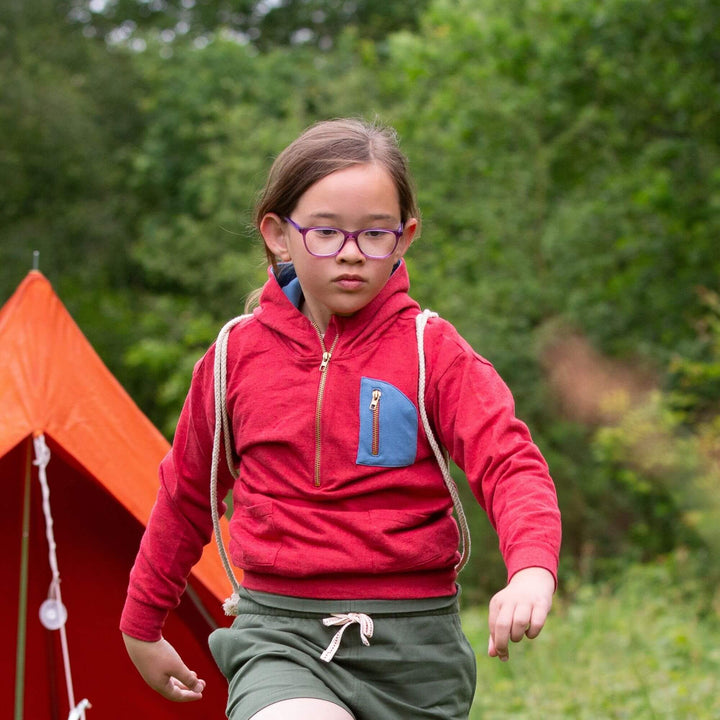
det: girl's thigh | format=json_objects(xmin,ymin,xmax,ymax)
[{"xmin": 250, "ymin": 698, "xmax": 355, "ymax": 720}]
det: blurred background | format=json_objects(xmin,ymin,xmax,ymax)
[{"xmin": 2, "ymin": 0, "xmax": 719, "ymax": 716}]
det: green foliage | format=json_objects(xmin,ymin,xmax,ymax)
[
  {"xmin": 387, "ymin": 0, "xmax": 720, "ymax": 368},
  {"xmin": 65, "ymin": 0, "xmax": 431, "ymax": 50},
  {"xmin": 463, "ymin": 558, "xmax": 720, "ymax": 718},
  {"xmin": 0, "ymin": 12, "xmax": 138, "ymax": 285},
  {"xmin": 0, "ymin": 0, "xmax": 148, "ymax": 387},
  {"xmin": 592, "ymin": 289, "xmax": 720, "ymax": 568},
  {"xmin": 668, "ymin": 288, "xmax": 720, "ymax": 424}
]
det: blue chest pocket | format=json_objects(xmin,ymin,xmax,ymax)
[{"xmin": 356, "ymin": 377, "xmax": 418, "ymax": 467}]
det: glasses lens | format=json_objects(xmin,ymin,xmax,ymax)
[
  {"xmin": 357, "ymin": 230, "xmax": 398, "ymax": 258},
  {"xmin": 305, "ymin": 228, "xmax": 345, "ymax": 256}
]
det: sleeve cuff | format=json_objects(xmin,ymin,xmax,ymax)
[
  {"xmin": 505, "ymin": 546, "xmax": 559, "ymax": 589},
  {"xmin": 119, "ymin": 594, "xmax": 169, "ymax": 642}
]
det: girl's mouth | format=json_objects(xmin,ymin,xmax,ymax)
[{"xmin": 334, "ymin": 275, "xmax": 365, "ymax": 290}]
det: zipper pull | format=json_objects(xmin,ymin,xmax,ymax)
[
  {"xmin": 319, "ymin": 351, "xmax": 332, "ymax": 372},
  {"xmin": 369, "ymin": 389, "xmax": 382, "ymax": 410}
]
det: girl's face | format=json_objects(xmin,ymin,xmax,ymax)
[{"xmin": 261, "ymin": 163, "xmax": 418, "ymax": 333}]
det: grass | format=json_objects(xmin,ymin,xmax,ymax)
[{"xmin": 462, "ymin": 559, "xmax": 720, "ymax": 719}]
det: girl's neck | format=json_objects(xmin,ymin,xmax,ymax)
[{"xmin": 301, "ymin": 300, "xmax": 328, "ymax": 336}]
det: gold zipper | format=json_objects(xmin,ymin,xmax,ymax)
[
  {"xmin": 369, "ymin": 389, "xmax": 382, "ymax": 456},
  {"xmin": 312, "ymin": 325, "xmax": 339, "ymax": 487}
]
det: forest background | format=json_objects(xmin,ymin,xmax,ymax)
[{"xmin": 2, "ymin": 0, "xmax": 720, "ymax": 715}]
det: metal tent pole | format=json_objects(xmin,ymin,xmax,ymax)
[{"xmin": 14, "ymin": 437, "xmax": 33, "ymax": 720}]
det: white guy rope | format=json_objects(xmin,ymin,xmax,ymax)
[{"xmin": 33, "ymin": 434, "xmax": 91, "ymax": 720}]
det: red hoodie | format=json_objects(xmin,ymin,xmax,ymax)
[{"xmin": 121, "ymin": 262, "xmax": 561, "ymax": 641}]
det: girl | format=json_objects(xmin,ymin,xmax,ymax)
[{"xmin": 121, "ymin": 118, "xmax": 561, "ymax": 720}]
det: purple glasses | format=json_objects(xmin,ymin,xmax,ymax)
[{"xmin": 284, "ymin": 217, "xmax": 404, "ymax": 259}]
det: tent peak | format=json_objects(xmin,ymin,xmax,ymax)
[{"xmin": 26, "ymin": 268, "xmax": 48, "ymax": 281}]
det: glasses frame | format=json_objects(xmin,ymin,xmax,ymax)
[{"xmin": 284, "ymin": 217, "xmax": 404, "ymax": 259}]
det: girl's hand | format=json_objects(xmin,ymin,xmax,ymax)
[
  {"xmin": 487, "ymin": 567, "xmax": 555, "ymax": 662},
  {"xmin": 122, "ymin": 633, "xmax": 207, "ymax": 702}
]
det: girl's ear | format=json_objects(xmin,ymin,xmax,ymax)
[
  {"xmin": 395, "ymin": 217, "xmax": 419, "ymax": 258},
  {"xmin": 260, "ymin": 213, "xmax": 291, "ymax": 262}
]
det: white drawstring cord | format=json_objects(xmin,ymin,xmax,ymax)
[{"xmin": 320, "ymin": 613, "xmax": 374, "ymax": 662}]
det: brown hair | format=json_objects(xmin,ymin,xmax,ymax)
[{"xmin": 254, "ymin": 117, "xmax": 420, "ymax": 271}]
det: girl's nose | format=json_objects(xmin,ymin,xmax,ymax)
[{"xmin": 336, "ymin": 234, "xmax": 365, "ymax": 262}]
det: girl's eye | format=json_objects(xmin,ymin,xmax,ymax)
[{"xmin": 315, "ymin": 228, "xmax": 341, "ymax": 238}]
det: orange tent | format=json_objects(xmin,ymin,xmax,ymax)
[{"xmin": 1, "ymin": 271, "xmax": 232, "ymax": 719}]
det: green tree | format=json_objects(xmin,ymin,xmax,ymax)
[
  {"xmin": 65, "ymin": 0, "xmax": 430, "ymax": 50},
  {"xmin": 0, "ymin": 0, "xmax": 148, "ymax": 374}
]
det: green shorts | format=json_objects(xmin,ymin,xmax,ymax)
[{"xmin": 208, "ymin": 586, "xmax": 477, "ymax": 720}]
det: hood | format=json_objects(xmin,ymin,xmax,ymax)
[{"xmin": 253, "ymin": 260, "xmax": 420, "ymax": 355}]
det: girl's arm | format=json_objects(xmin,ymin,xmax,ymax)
[
  {"xmin": 121, "ymin": 344, "xmax": 235, "ymax": 642},
  {"xmin": 425, "ymin": 320, "xmax": 561, "ymax": 659},
  {"xmin": 428, "ymin": 325, "xmax": 561, "ymax": 581}
]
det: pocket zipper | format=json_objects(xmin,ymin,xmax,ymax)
[
  {"xmin": 369, "ymin": 389, "xmax": 382, "ymax": 456},
  {"xmin": 311, "ymin": 326, "xmax": 339, "ymax": 487}
]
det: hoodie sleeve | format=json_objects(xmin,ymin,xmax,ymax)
[
  {"xmin": 120, "ymin": 344, "xmax": 235, "ymax": 641},
  {"xmin": 424, "ymin": 319, "xmax": 561, "ymax": 585}
]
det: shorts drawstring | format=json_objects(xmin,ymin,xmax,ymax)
[{"xmin": 320, "ymin": 612, "xmax": 374, "ymax": 662}]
